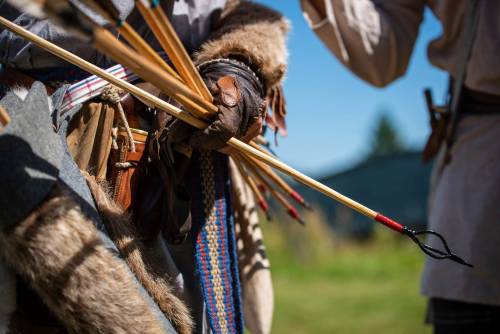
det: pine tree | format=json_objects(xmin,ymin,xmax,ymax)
[{"xmin": 368, "ymin": 112, "xmax": 404, "ymax": 158}]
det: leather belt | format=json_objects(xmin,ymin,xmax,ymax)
[{"xmin": 460, "ymin": 86, "xmax": 500, "ymax": 114}]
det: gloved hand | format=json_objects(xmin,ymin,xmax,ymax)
[
  {"xmin": 144, "ymin": 59, "xmax": 265, "ymax": 243},
  {"xmin": 166, "ymin": 58, "xmax": 266, "ymax": 151}
]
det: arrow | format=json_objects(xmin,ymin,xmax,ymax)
[{"xmin": 0, "ymin": 15, "xmax": 472, "ymax": 267}]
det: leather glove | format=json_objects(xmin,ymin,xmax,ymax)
[
  {"xmin": 142, "ymin": 60, "xmax": 266, "ymax": 243},
  {"xmin": 167, "ymin": 58, "xmax": 266, "ymax": 151}
]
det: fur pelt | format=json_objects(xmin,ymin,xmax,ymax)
[
  {"xmin": 0, "ymin": 183, "xmax": 166, "ymax": 333},
  {"xmin": 195, "ymin": 0, "xmax": 290, "ymax": 93},
  {"xmin": 11, "ymin": 86, "xmax": 53, "ymax": 111},
  {"xmin": 85, "ymin": 175, "xmax": 194, "ymax": 334}
]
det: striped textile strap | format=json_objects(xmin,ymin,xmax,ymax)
[
  {"xmin": 59, "ymin": 64, "xmax": 138, "ymax": 114},
  {"xmin": 191, "ymin": 150, "xmax": 244, "ymax": 334}
]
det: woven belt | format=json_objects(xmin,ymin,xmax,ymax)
[{"xmin": 191, "ymin": 151, "xmax": 244, "ymax": 334}]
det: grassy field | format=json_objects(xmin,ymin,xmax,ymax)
[{"xmin": 261, "ymin": 212, "xmax": 431, "ymax": 334}]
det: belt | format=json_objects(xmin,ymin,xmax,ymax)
[{"xmin": 460, "ymin": 86, "xmax": 500, "ymax": 114}]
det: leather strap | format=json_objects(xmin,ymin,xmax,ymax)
[
  {"xmin": 445, "ymin": 0, "xmax": 481, "ymax": 147},
  {"xmin": 108, "ymin": 129, "xmax": 148, "ymax": 211}
]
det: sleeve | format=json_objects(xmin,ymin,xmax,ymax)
[
  {"xmin": 194, "ymin": 0, "xmax": 290, "ymax": 94},
  {"xmin": 301, "ymin": 0, "xmax": 426, "ymax": 87}
]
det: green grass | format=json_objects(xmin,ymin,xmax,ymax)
[{"xmin": 260, "ymin": 212, "xmax": 431, "ymax": 334}]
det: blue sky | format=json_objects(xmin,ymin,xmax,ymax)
[{"xmin": 256, "ymin": 1, "xmax": 448, "ymax": 175}]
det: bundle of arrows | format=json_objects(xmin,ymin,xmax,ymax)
[{"xmin": 0, "ymin": 0, "xmax": 472, "ymax": 267}]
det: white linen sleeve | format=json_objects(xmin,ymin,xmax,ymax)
[{"xmin": 301, "ymin": 0, "xmax": 426, "ymax": 87}]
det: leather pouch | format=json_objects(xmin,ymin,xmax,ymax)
[
  {"xmin": 422, "ymin": 89, "xmax": 450, "ymax": 163},
  {"xmin": 422, "ymin": 114, "xmax": 449, "ymax": 163},
  {"xmin": 108, "ymin": 128, "xmax": 148, "ymax": 211}
]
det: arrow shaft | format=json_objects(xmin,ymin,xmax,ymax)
[{"xmin": 0, "ymin": 15, "xmax": 384, "ymax": 227}]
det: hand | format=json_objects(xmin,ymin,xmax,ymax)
[{"xmin": 166, "ymin": 58, "xmax": 266, "ymax": 152}]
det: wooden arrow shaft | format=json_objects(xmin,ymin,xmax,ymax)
[
  {"xmin": 239, "ymin": 153, "xmax": 303, "ymax": 223},
  {"xmin": 150, "ymin": 3, "xmax": 213, "ymax": 103},
  {"xmin": 248, "ymin": 153, "xmax": 306, "ymax": 204},
  {"xmin": 0, "ymin": 15, "xmax": 379, "ymax": 223},
  {"xmin": 231, "ymin": 157, "xmax": 270, "ymax": 213},
  {"xmin": 229, "ymin": 138, "xmax": 378, "ymax": 219},
  {"xmin": 118, "ymin": 22, "xmax": 181, "ymax": 80},
  {"xmin": 93, "ymin": 27, "xmax": 217, "ymax": 119},
  {"xmin": 0, "ymin": 105, "xmax": 10, "ymax": 127}
]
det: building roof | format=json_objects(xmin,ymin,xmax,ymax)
[{"xmin": 299, "ymin": 151, "xmax": 432, "ymax": 238}]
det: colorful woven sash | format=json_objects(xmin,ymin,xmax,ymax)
[{"xmin": 191, "ymin": 150, "xmax": 243, "ymax": 334}]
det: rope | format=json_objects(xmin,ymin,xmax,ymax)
[{"xmin": 101, "ymin": 85, "xmax": 136, "ymax": 152}]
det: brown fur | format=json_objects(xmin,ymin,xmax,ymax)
[
  {"xmin": 85, "ymin": 175, "xmax": 194, "ymax": 334},
  {"xmin": 195, "ymin": 0, "xmax": 290, "ymax": 93},
  {"xmin": 0, "ymin": 184, "xmax": 165, "ymax": 333}
]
